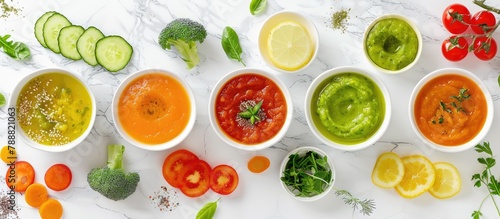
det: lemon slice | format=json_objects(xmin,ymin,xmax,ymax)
[
  {"xmin": 428, "ymin": 162, "xmax": 461, "ymax": 199},
  {"xmin": 267, "ymin": 21, "xmax": 313, "ymax": 71},
  {"xmin": 395, "ymin": 155, "xmax": 436, "ymax": 198},
  {"xmin": 371, "ymin": 152, "xmax": 405, "ymax": 188}
]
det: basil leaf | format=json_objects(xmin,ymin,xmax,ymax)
[
  {"xmin": 249, "ymin": 0, "xmax": 267, "ymax": 15},
  {"xmin": 0, "ymin": 93, "xmax": 5, "ymax": 107},
  {"xmin": 221, "ymin": 26, "xmax": 245, "ymax": 66},
  {"xmin": 196, "ymin": 199, "xmax": 220, "ymax": 219}
]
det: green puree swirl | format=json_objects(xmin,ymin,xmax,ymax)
[
  {"xmin": 366, "ymin": 18, "xmax": 418, "ymax": 71},
  {"xmin": 312, "ymin": 73, "xmax": 385, "ymax": 145}
]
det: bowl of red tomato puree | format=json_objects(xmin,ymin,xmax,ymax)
[
  {"xmin": 112, "ymin": 69, "xmax": 196, "ymax": 151},
  {"xmin": 305, "ymin": 66, "xmax": 391, "ymax": 151},
  {"xmin": 208, "ymin": 68, "xmax": 293, "ymax": 151},
  {"xmin": 409, "ymin": 68, "xmax": 493, "ymax": 152}
]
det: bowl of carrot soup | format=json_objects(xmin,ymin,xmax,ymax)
[
  {"xmin": 112, "ymin": 69, "xmax": 196, "ymax": 151},
  {"xmin": 409, "ymin": 68, "xmax": 493, "ymax": 152},
  {"xmin": 208, "ymin": 68, "xmax": 293, "ymax": 151}
]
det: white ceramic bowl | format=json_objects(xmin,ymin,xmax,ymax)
[
  {"xmin": 208, "ymin": 68, "xmax": 293, "ymax": 151},
  {"xmin": 112, "ymin": 69, "xmax": 196, "ymax": 151},
  {"xmin": 279, "ymin": 146, "xmax": 335, "ymax": 202},
  {"xmin": 409, "ymin": 68, "xmax": 494, "ymax": 153},
  {"xmin": 258, "ymin": 10, "xmax": 319, "ymax": 73},
  {"xmin": 10, "ymin": 68, "xmax": 96, "ymax": 152},
  {"xmin": 304, "ymin": 66, "xmax": 391, "ymax": 151},
  {"xmin": 363, "ymin": 14, "xmax": 422, "ymax": 74}
]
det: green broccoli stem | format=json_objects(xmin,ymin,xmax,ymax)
[
  {"xmin": 169, "ymin": 39, "xmax": 200, "ymax": 69},
  {"xmin": 107, "ymin": 145, "xmax": 125, "ymax": 170}
]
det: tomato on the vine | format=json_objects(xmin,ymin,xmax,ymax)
[
  {"xmin": 162, "ymin": 149, "xmax": 199, "ymax": 188},
  {"xmin": 441, "ymin": 36, "xmax": 469, "ymax": 62},
  {"xmin": 473, "ymin": 36, "xmax": 497, "ymax": 61},
  {"xmin": 210, "ymin": 164, "xmax": 239, "ymax": 195},
  {"xmin": 442, "ymin": 4, "xmax": 471, "ymax": 34},
  {"xmin": 177, "ymin": 159, "xmax": 212, "ymax": 197},
  {"xmin": 471, "ymin": 10, "xmax": 496, "ymax": 34}
]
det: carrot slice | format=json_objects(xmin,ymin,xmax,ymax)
[
  {"xmin": 44, "ymin": 164, "xmax": 72, "ymax": 191},
  {"xmin": 5, "ymin": 161, "xmax": 35, "ymax": 192},
  {"xmin": 39, "ymin": 198, "xmax": 63, "ymax": 219},
  {"xmin": 25, "ymin": 183, "xmax": 48, "ymax": 207},
  {"xmin": 247, "ymin": 156, "xmax": 270, "ymax": 173},
  {"xmin": 1, "ymin": 145, "xmax": 16, "ymax": 164}
]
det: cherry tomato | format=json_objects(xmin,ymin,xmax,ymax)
[
  {"xmin": 5, "ymin": 161, "xmax": 35, "ymax": 192},
  {"xmin": 210, "ymin": 164, "xmax": 239, "ymax": 195},
  {"xmin": 442, "ymin": 4, "xmax": 471, "ymax": 34},
  {"xmin": 471, "ymin": 11, "xmax": 496, "ymax": 34},
  {"xmin": 162, "ymin": 149, "xmax": 199, "ymax": 188},
  {"xmin": 44, "ymin": 164, "xmax": 72, "ymax": 191},
  {"xmin": 441, "ymin": 36, "xmax": 469, "ymax": 62},
  {"xmin": 473, "ymin": 36, "xmax": 497, "ymax": 61},
  {"xmin": 177, "ymin": 159, "xmax": 211, "ymax": 197}
]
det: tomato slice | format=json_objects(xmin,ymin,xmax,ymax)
[
  {"xmin": 44, "ymin": 164, "xmax": 72, "ymax": 191},
  {"xmin": 210, "ymin": 164, "xmax": 239, "ymax": 195},
  {"xmin": 5, "ymin": 161, "xmax": 35, "ymax": 192},
  {"xmin": 162, "ymin": 149, "xmax": 199, "ymax": 188},
  {"xmin": 177, "ymin": 159, "xmax": 211, "ymax": 197}
]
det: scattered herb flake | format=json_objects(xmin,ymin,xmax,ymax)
[{"xmin": 330, "ymin": 8, "xmax": 351, "ymax": 33}]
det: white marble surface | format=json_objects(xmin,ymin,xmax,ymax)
[{"xmin": 1, "ymin": 0, "xmax": 500, "ymax": 218}]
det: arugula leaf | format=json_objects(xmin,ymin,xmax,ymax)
[
  {"xmin": 0, "ymin": 34, "xmax": 31, "ymax": 60},
  {"xmin": 0, "ymin": 93, "xmax": 5, "ymax": 107},
  {"xmin": 221, "ymin": 26, "xmax": 245, "ymax": 66},
  {"xmin": 249, "ymin": 0, "xmax": 267, "ymax": 15},
  {"xmin": 196, "ymin": 199, "xmax": 220, "ymax": 219}
]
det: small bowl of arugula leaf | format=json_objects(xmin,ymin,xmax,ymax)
[{"xmin": 279, "ymin": 146, "xmax": 335, "ymax": 201}]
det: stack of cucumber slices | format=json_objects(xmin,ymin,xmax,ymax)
[{"xmin": 35, "ymin": 11, "xmax": 133, "ymax": 72}]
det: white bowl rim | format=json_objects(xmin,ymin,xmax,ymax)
[
  {"xmin": 362, "ymin": 13, "xmax": 423, "ymax": 74},
  {"xmin": 304, "ymin": 66, "xmax": 392, "ymax": 151},
  {"xmin": 279, "ymin": 146, "xmax": 335, "ymax": 202},
  {"xmin": 112, "ymin": 68, "xmax": 197, "ymax": 151},
  {"xmin": 9, "ymin": 67, "xmax": 97, "ymax": 152},
  {"xmin": 208, "ymin": 68, "xmax": 293, "ymax": 151},
  {"xmin": 408, "ymin": 67, "xmax": 494, "ymax": 153},
  {"xmin": 258, "ymin": 10, "xmax": 319, "ymax": 73}
]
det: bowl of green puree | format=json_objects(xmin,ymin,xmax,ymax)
[
  {"xmin": 305, "ymin": 66, "xmax": 391, "ymax": 151},
  {"xmin": 363, "ymin": 14, "xmax": 422, "ymax": 74}
]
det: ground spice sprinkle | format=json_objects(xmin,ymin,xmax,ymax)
[
  {"xmin": 149, "ymin": 186, "xmax": 180, "ymax": 212},
  {"xmin": 331, "ymin": 8, "xmax": 351, "ymax": 33},
  {"xmin": 1, "ymin": 0, "xmax": 22, "ymax": 19}
]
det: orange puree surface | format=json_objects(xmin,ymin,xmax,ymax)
[
  {"xmin": 414, "ymin": 74, "xmax": 487, "ymax": 146},
  {"xmin": 118, "ymin": 73, "xmax": 190, "ymax": 145}
]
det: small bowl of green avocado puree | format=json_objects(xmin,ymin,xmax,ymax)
[
  {"xmin": 363, "ymin": 14, "xmax": 422, "ymax": 74},
  {"xmin": 304, "ymin": 66, "xmax": 391, "ymax": 151}
]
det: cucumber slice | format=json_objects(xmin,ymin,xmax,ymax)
[
  {"xmin": 76, "ymin": 26, "xmax": 104, "ymax": 66},
  {"xmin": 43, "ymin": 13, "xmax": 72, "ymax": 54},
  {"xmin": 58, "ymin": 25, "xmax": 85, "ymax": 60},
  {"xmin": 95, "ymin": 36, "xmax": 133, "ymax": 72},
  {"xmin": 34, "ymin": 11, "xmax": 55, "ymax": 48}
]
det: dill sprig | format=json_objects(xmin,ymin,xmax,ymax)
[{"xmin": 334, "ymin": 189, "xmax": 376, "ymax": 216}]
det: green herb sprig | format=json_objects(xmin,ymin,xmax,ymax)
[
  {"xmin": 196, "ymin": 198, "xmax": 220, "ymax": 219},
  {"xmin": 221, "ymin": 26, "xmax": 245, "ymax": 66},
  {"xmin": 471, "ymin": 142, "xmax": 500, "ymax": 218},
  {"xmin": 335, "ymin": 189, "xmax": 376, "ymax": 216},
  {"xmin": 238, "ymin": 100, "xmax": 263, "ymax": 125},
  {"xmin": 249, "ymin": 0, "xmax": 267, "ymax": 15},
  {"xmin": 0, "ymin": 34, "xmax": 30, "ymax": 60}
]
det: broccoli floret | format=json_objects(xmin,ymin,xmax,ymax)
[
  {"xmin": 158, "ymin": 18, "xmax": 207, "ymax": 69},
  {"xmin": 87, "ymin": 145, "xmax": 140, "ymax": 201}
]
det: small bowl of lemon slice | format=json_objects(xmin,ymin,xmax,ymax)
[{"xmin": 258, "ymin": 11, "xmax": 319, "ymax": 73}]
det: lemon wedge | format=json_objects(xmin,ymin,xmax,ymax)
[
  {"xmin": 428, "ymin": 162, "xmax": 461, "ymax": 199},
  {"xmin": 371, "ymin": 152, "xmax": 405, "ymax": 188},
  {"xmin": 267, "ymin": 21, "xmax": 313, "ymax": 71},
  {"xmin": 395, "ymin": 155, "xmax": 436, "ymax": 198}
]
